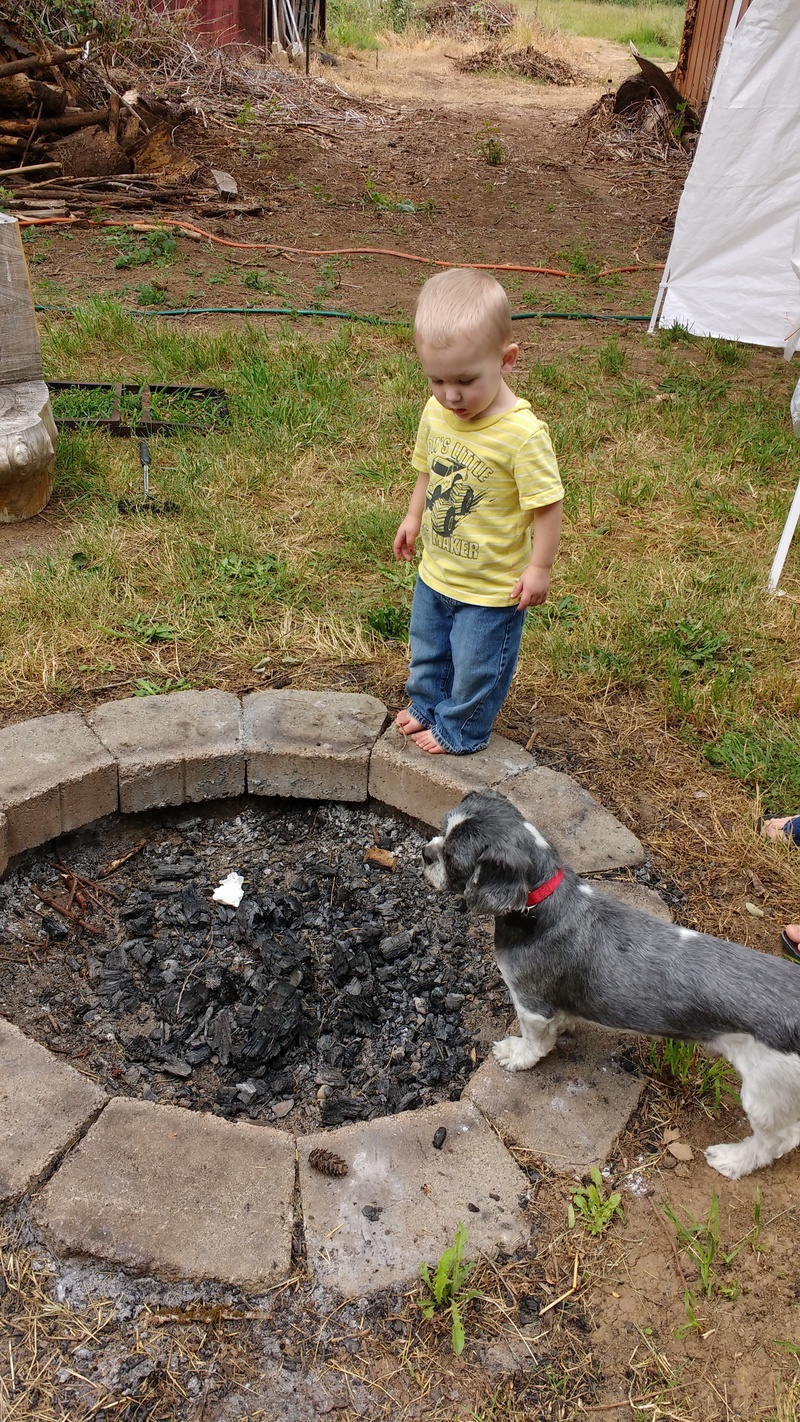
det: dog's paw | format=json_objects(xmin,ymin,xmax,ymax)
[
  {"xmin": 705, "ymin": 1140, "xmax": 758, "ymax": 1180},
  {"xmin": 493, "ymin": 1037, "xmax": 542, "ymax": 1072}
]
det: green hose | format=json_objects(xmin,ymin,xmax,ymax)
[{"xmin": 35, "ymin": 304, "xmax": 651, "ymax": 324}]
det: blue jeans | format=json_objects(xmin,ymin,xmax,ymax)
[{"xmin": 405, "ymin": 577, "xmax": 526, "ymax": 753}]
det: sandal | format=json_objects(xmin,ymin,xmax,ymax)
[
  {"xmin": 758, "ymin": 815, "xmax": 800, "ymax": 846},
  {"xmin": 780, "ymin": 929, "xmax": 800, "ymax": 964}
]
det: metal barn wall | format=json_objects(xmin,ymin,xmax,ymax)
[
  {"xmin": 165, "ymin": 0, "xmax": 323, "ymax": 49},
  {"xmin": 167, "ymin": 0, "xmax": 265, "ymax": 46},
  {"xmin": 674, "ymin": 0, "xmax": 754, "ymax": 109}
]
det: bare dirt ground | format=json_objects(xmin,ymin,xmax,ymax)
[
  {"xmin": 4, "ymin": 36, "xmax": 800, "ymax": 1422},
  {"xmin": 10, "ymin": 32, "xmax": 678, "ymax": 332}
]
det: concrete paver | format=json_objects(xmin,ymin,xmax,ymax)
[
  {"xmin": 368, "ymin": 727, "xmax": 533, "ymax": 829},
  {"xmin": 0, "ymin": 809, "xmax": 7, "ymax": 877},
  {"xmin": 460, "ymin": 883, "xmax": 669, "ymax": 1175},
  {"xmin": 0, "ymin": 712, "xmax": 117, "ymax": 857},
  {"xmin": 505, "ymin": 766, "xmax": 645, "ymax": 872},
  {"xmin": 464, "ymin": 1023, "xmax": 645, "ymax": 1177},
  {"xmin": 299, "ymin": 1100, "xmax": 531, "ymax": 1295},
  {"xmin": 88, "ymin": 690, "xmax": 244, "ymax": 813},
  {"xmin": 595, "ymin": 880, "xmax": 673, "ymax": 921},
  {"xmin": 34, "ymin": 1097, "xmax": 296, "ymax": 1289},
  {"xmin": 0, "ymin": 1018, "xmax": 107, "ymax": 1206},
  {"xmin": 244, "ymin": 690, "xmax": 388, "ymax": 801}
]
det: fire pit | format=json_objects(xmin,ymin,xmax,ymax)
[
  {"xmin": 0, "ymin": 797, "xmax": 508, "ymax": 1134},
  {"xmin": 0, "ymin": 693, "xmax": 653, "ymax": 1297}
]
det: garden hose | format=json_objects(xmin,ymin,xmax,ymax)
[
  {"xmin": 35, "ymin": 304, "xmax": 651, "ymax": 324},
  {"xmin": 18, "ymin": 214, "xmax": 664, "ymax": 282}
]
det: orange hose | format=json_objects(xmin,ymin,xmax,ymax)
[
  {"xmin": 17, "ymin": 214, "xmax": 664, "ymax": 279},
  {"xmin": 597, "ymin": 264, "xmax": 664, "ymax": 277}
]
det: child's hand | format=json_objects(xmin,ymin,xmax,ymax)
[
  {"xmin": 512, "ymin": 565, "xmax": 550, "ymax": 609},
  {"xmin": 394, "ymin": 515, "xmax": 421, "ymax": 562}
]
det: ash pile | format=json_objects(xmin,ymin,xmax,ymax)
[{"xmin": 0, "ymin": 801, "xmax": 507, "ymax": 1132}]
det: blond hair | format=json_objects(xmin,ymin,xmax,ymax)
[{"xmin": 414, "ymin": 268, "xmax": 512, "ymax": 351}]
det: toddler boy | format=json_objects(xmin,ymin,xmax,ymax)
[{"xmin": 393, "ymin": 267, "xmax": 563, "ymax": 754}]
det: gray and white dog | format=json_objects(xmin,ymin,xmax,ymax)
[{"xmin": 422, "ymin": 789, "xmax": 800, "ymax": 1180}]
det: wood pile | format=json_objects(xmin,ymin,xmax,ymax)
[
  {"xmin": 0, "ymin": 21, "xmax": 220, "ymax": 214},
  {"xmin": 455, "ymin": 42, "xmax": 589, "ymax": 86},
  {"xmin": 0, "ymin": 16, "xmax": 387, "ymax": 219},
  {"xmin": 422, "ymin": 0, "xmax": 515, "ymax": 38}
]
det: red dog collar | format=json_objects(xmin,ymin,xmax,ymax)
[{"xmin": 524, "ymin": 867, "xmax": 565, "ymax": 909}]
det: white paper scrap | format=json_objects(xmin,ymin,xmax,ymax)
[{"xmin": 212, "ymin": 871, "xmax": 245, "ymax": 908}]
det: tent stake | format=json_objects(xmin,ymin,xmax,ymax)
[{"xmin": 768, "ymin": 477, "xmax": 800, "ymax": 594}]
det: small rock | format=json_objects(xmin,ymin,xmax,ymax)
[{"xmin": 210, "ymin": 168, "xmax": 238, "ymax": 200}]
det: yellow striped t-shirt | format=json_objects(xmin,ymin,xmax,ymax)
[{"xmin": 411, "ymin": 396, "xmax": 563, "ymax": 607}]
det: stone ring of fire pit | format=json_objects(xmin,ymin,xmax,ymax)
[{"xmin": 0, "ymin": 689, "xmax": 651, "ymax": 1296}]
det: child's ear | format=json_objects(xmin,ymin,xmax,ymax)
[{"xmin": 501, "ymin": 343, "xmax": 519, "ymax": 375}]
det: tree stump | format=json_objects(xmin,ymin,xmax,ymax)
[
  {"xmin": 0, "ymin": 213, "xmax": 58, "ymax": 521},
  {"xmin": 0, "ymin": 382, "xmax": 57, "ymax": 522}
]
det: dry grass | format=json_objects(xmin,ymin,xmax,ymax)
[
  {"xmin": 0, "ymin": 1207, "xmax": 610, "ymax": 1421},
  {"xmin": 500, "ymin": 679, "xmax": 800, "ymax": 949},
  {"xmin": 0, "ymin": 1217, "xmax": 302, "ymax": 1421}
]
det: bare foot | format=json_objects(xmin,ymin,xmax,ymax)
[
  {"xmin": 395, "ymin": 707, "xmax": 426, "ymax": 735},
  {"xmin": 411, "ymin": 729, "xmax": 448, "ymax": 754}
]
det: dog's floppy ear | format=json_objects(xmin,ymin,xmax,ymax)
[{"xmin": 464, "ymin": 846, "xmax": 530, "ymax": 915}]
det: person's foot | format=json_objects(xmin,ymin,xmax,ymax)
[
  {"xmin": 411, "ymin": 729, "xmax": 448, "ymax": 754},
  {"xmin": 781, "ymin": 925, "xmax": 800, "ymax": 963},
  {"xmin": 396, "ymin": 707, "xmax": 426, "ymax": 735},
  {"xmin": 760, "ymin": 815, "xmax": 800, "ymax": 844}
]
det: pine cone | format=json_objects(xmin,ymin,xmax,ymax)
[{"xmin": 308, "ymin": 1147, "xmax": 348, "ymax": 1177}]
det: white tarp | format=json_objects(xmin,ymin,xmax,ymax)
[{"xmin": 651, "ymin": 0, "xmax": 800, "ymax": 351}]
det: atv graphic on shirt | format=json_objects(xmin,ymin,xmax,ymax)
[{"xmin": 425, "ymin": 455, "xmax": 486, "ymax": 538}]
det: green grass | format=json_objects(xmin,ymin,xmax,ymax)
[
  {"xmin": 326, "ymin": 0, "xmax": 683, "ymax": 58},
  {"xmin": 645, "ymin": 1038, "xmax": 738, "ymax": 1111},
  {"xmin": 4, "ymin": 302, "xmax": 800, "ymax": 814},
  {"xmin": 327, "ymin": 0, "xmax": 396, "ymax": 48},
  {"xmin": 519, "ymin": 0, "xmax": 682, "ymax": 57}
]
